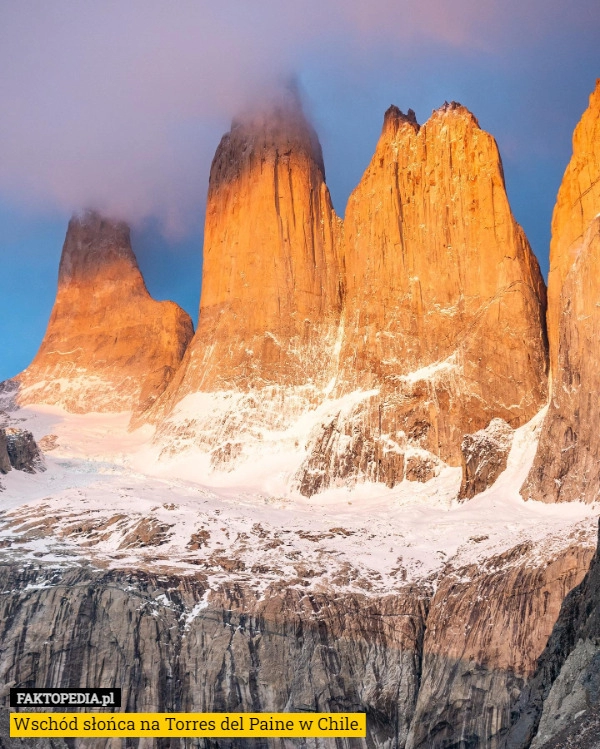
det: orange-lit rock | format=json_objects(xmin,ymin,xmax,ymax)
[
  {"xmin": 152, "ymin": 89, "xmax": 343, "ymax": 429},
  {"xmin": 523, "ymin": 81, "xmax": 600, "ymax": 504},
  {"xmin": 17, "ymin": 212, "xmax": 194, "ymax": 414},
  {"xmin": 547, "ymin": 80, "xmax": 600, "ymax": 377},
  {"xmin": 298, "ymin": 103, "xmax": 548, "ymax": 493}
]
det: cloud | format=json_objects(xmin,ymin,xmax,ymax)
[{"xmin": 0, "ymin": 0, "xmax": 597, "ymax": 237}]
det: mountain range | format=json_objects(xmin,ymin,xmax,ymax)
[{"xmin": 1, "ymin": 79, "xmax": 599, "ymax": 749}]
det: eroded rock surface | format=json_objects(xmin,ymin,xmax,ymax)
[
  {"xmin": 459, "ymin": 418, "xmax": 513, "ymax": 500},
  {"xmin": 297, "ymin": 412, "xmax": 405, "ymax": 495},
  {"xmin": 0, "ymin": 526, "xmax": 594, "ymax": 749},
  {"xmin": 0, "ymin": 428, "xmax": 44, "ymax": 475},
  {"xmin": 3, "ymin": 428, "xmax": 44, "ymax": 473},
  {"xmin": 15, "ymin": 211, "xmax": 194, "ymax": 415},
  {"xmin": 300, "ymin": 102, "xmax": 548, "ymax": 492},
  {"xmin": 0, "ymin": 564, "xmax": 428, "ymax": 749}
]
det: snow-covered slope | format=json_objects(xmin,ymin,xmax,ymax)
[
  {"xmin": 1, "ymin": 404, "xmax": 597, "ymax": 594},
  {"xmin": 1, "ymin": 402, "xmax": 598, "ymax": 749}
]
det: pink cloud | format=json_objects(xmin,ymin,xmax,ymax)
[{"xmin": 0, "ymin": 0, "xmax": 596, "ymax": 236}]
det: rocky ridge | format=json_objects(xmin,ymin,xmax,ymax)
[{"xmin": 15, "ymin": 212, "xmax": 194, "ymax": 416}]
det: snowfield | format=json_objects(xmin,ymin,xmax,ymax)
[{"xmin": 0, "ymin": 403, "xmax": 597, "ymax": 595}]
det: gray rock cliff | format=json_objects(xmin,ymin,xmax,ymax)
[{"xmin": 502, "ymin": 520, "xmax": 600, "ymax": 749}]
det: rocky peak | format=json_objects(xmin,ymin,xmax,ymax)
[
  {"xmin": 211, "ymin": 86, "xmax": 326, "ymax": 192},
  {"xmin": 340, "ymin": 99, "xmax": 547, "ymax": 392},
  {"xmin": 152, "ymin": 86, "xmax": 343, "ymax": 416},
  {"xmin": 298, "ymin": 99, "xmax": 548, "ymax": 492},
  {"xmin": 16, "ymin": 212, "xmax": 194, "ymax": 415},
  {"xmin": 522, "ymin": 81, "xmax": 600, "ymax": 504},
  {"xmin": 57, "ymin": 210, "xmax": 143, "ymax": 289},
  {"xmin": 382, "ymin": 105, "xmax": 419, "ymax": 135},
  {"xmin": 435, "ymin": 99, "xmax": 479, "ymax": 121}
]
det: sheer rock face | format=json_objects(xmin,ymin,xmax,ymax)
[
  {"xmin": 157, "ymin": 90, "xmax": 343, "ymax": 421},
  {"xmin": 523, "ymin": 81, "xmax": 600, "ymax": 504},
  {"xmin": 547, "ymin": 80, "xmax": 600, "ymax": 376},
  {"xmin": 502, "ymin": 522, "xmax": 600, "ymax": 749},
  {"xmin": 407, "ymin": 539, "xmax": 594, "ymax": 749},
  {"xmin": 16, "ymin": 212, "xmax": 194, "ymax": 414},
  {"xmin": 299, "ymin": 103, "xmax": 548, "ymax": 491},
  {"xmin": 523, "ymin": 219, "xmax": 600, "ymax": 503},
  {"xmin": 0, "ymin": 531, "xmax": 593, "ymax": 749},
  {"xmin": 0, "ymin": 565, "xmax": 429, "ymax": 749}
]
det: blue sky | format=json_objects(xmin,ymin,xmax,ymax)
[{"xmin": 0, "ymin": 1, "xmax": 598, "ymax": 381}]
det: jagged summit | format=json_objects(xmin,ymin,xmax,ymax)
[
  {"xmin": 382, "ymin": 105, "xmax": 419, "ymax": 133},
  {"xmin": 435, "ymin": 99, "xmax": 478, "ymax": 119},
  {"xmin": 297, "ymin": 97, "xmax": 548, "ymax": 493},
  {"xmin": 381, "ymin": 101, "xmax": 479, "ymax": 138},
  {"xmin": 16, "ymin": 211, "xmax": 194, "ymax": 414}
]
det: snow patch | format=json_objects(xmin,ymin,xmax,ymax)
[
  {"xmin": 182, "ymin": 592, "xmax": 211, "ymax": 629},
  {"xmin": 395, "ymin": 352, "xmax": 460, "ymax": 384}
]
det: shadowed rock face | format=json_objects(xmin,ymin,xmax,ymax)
[
  {"xmin": 0, "ymin": 565, "xmax": 428, "ymax": 749},
  {"xmin": 523, "ymin": 80, "xmax": 600, "ymax": 505},
  {"xmin": 502, "ymin": 521, "xmax": 600, "ymax": 749},
  {"xmin": 15, "ymin": 212, "xmax": 194, "ymax": 415},
  {"xmin": 3, "ymin": 428, "xmax": 44, "ymax": 473},
  {"xmin": 0, "ymin": 431, "xmax": 10, "ymax": 474},
  {"xmin": 155, "ymin": 87, "xmax": 343, "ymax": 419},
  {"xmin": 405, "ymin": 540, "xmax": 593, "ymax": 749},
  {"xmin": 299, "ymin": 103, "xmax": 548, "ymax": 493},
  {"xmin": 0, "ymin": 428, "xmax": 44, "ymax": 483}
]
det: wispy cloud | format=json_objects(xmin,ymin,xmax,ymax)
[{"xmin": 0, "ymin": 0, "xmax": 597, "ymax": 236}]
